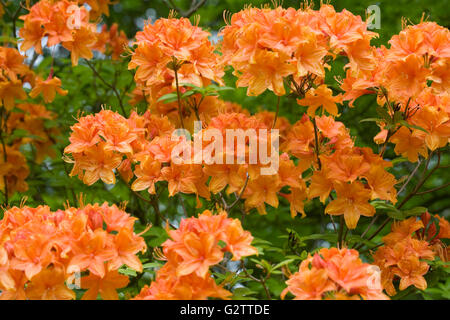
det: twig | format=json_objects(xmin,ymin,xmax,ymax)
[
  {"xmin": 85, "ymin": 60, "xmax": 128, "ymax": 116},
  {"xmin": 397, "ymin": 160, "xmax": 422, "ymax": 195},
  {"xmin": 312, "ymin": 116, "xmax": 322, "ymax": 170},
  {"xmin": 164, "ymin": 0, "xmax": 207, "ymax": 18},
  {"xmin": 272, "ymin": 95, "xmax": 281, "ymax": 129},
  {"xmin": 415, "ymin": 182, "xmax": 450, "ymax": 196},
  {"xmin": 225, "ymin": 174, "xmax": 249, "ymax": 212}
]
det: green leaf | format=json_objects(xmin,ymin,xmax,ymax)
[
  {"xmin": 402, "ymin": 207, "xmax": 427, "ymax": 217},
  {"xmin": 157, "ymin": 93, "xmax": 178, "ymax": 103},
  {"xmin": 399, "ymin": 120, "xmax": 428, "ymax": 133}
]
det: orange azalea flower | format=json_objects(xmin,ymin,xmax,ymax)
[
  {"xmin": 30, "ymin": 76, "xmax": 68, "ymax": 103},
  {"xmin": 235, "ymin": 49, "xmax": 296, "ymax": 96},
  {"xmin": 73, "ymin": 143, "xmax": 123, "ymax": 186},
  {"xmin": 410, "ymin": 105, "xmax": 450, "ymax": 151},
  {"xmin": 161, "ymin": 163, "xmax": 210, "ymax": 205},
  {"xmin": 297, "ymin": 84, "xmax": 343, "ymax": 117},
  {"xmin": 0, "ymin": 80, "xmax": 27, "ymax": 110},
  {"xmin": 362, "ymin": 165, "xmax": 398, "ymax": 204},
  {"xmin": 0, "ymin": 203, "xmax": 145, "ymax": 300},
  {"xmin": 308, "ymin": 169, "xmax": 334, "ymax": 203},
  {"xmin": 25, "ymin": 267, "xmax": 75, "ymax": 300},
  {"xmin": 372, "ymin": 216, "xmax": 440, "ymax": 295},
  {"xmin": 62, "ymin": 27, "xmax": 97, "ymax": 66},
  {"xmin": 382, "ymin": 54, "xmax": 429, "ymax": 101},
  {"xmin": 173, "ymin": 232, "xmax": 224, "ymax": 278},
  {"xmin": 243, "ymin": 174, "xmax": 281, "ymax": 215},
  {"xmin": 131, "ymin": 155, "xmax": 162, "ymax": 195},
  {"xmin": 81, "ymin": 268, "xmax": 129, "ymax": 300},
  {"xmin": 325, "ymin": 181, "xmax": 375, "ymax": 229},
  {"xmin": 295, "ymin": 29, "xmax": 329, "ymax": 78},
  {"xmin": 223, "ymin": 219, "xmax": 258, "ymax": 261},
  {"xmin": 282, "ymin": 267, "xmax": 336, "ymax": 300},
  {"xmin": 393, "ymin": 256, "xmax": 429, "ymax": 291},
  {"xmin": 65, "ymin": 114, "xmax": 101, "ymax": 154},
  {"xmin": 282, "ymin": 247, "xmax": 388, "ymax": 300},
  {"xmin": 19, "ymin": 20, "xmax": 45, "ymax": 54},
  {"xmin": 68, "ymin": 229, "xmax": 116, "ymax": 278},
  {"xmin": 390, "ymin": 127, "xmax": 428, "ymax": 162},
  {"xmin": 108, "ymin": 228, "xmax": 146, "ymax": 273},
  {"xmin": 322, "ymin": 149, "xmax": 371, "ymax": 182}
]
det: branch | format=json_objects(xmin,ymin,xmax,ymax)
[
  {"xmin": 85, "ymin": 60, "xmax": 128, "ymax": 117},
  {"xmin": 164, "ymin": 0, "xmax": 207, "ymax": 18}
]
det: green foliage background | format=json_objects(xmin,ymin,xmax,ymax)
[{"xmin": 1, "ymin": 0, "xmax": 449, "ymax": 300}]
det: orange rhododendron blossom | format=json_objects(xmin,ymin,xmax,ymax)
[
  {"xmin": 220, "ymin": 4, "xmax": 375, "ymax": 97},
  {"xmin": 0, "ymin": 203, "xmax": 146, "ymax": 300},
  {"xmin": 282, "ymin": 248, "xmax": 388, "ymax": 300},
  {"xmin": 29, "ymin": 76, "xmax": 68, "ymax": 103},
  {"xmin": 325, "ymin": 181, "xmax": 375, "ymax": 229},
  {"xmin": 19, "ymin": 0, "xmax": 123, "ymax": 66},
  {"xmin": 372, "ymin": 214, "xmax": 449, "ymax": 296},
  {"xmin": 133, "ymin": 210, "xmax": 257, "ymax": 300},
  {"xmin": 297, "ymin": 85, "xmax": 343, "ymax": 117},
  {"xmin": 128, "ymin": 16, "xmax": 224, "ymax": 129}
]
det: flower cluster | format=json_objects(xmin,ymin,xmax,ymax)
[
  {"xmin": 282, "ymin": 114, "xmax": 397, "ymax": 228},
  {"xmin": 20, "ymin": 0, "xmax": 127, "ymax": 66},
  {"xmin": 133, "ymin": 209, "xmax": 257, "ymax": 300},
  {"xmin": 64, "ymin": 109, "xmax": 307, "ymax": 215},
  {"xmin": 92, "ymin": 23, "xmax": 129, "ymax": 61},
  {"xmin": 282, "ymin": 247, "xmax": 388, "ymax": 300},
  {"xmin": 341, "ymin": 21, "xmax": 450, "ymax": 161},
  {"xmin": 128, "ymin": 17, "xmax": 224, "ymax": 128},
  {"xmin": 0, "ymin": 203, "xmax": 146, "ymax": 300},
  {"xmin": 373, "ymin": 214, "xmax": 449, "ymax": 296},
  {"xmin": 0, "ymin": 46, "xmax": 33, "ymax": 110},
  {"xmin": 220, "ymin": 4, "xmax": 376, "ymax": 97},
  {"xmin": 0, "ymin": 46, "xmax": 61, "ymax": 197}
]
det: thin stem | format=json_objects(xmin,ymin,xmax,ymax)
[
  {"xmin": 312, "ymin": 116, "xmax": 322, "ymax": 170},
  {"xmin": 85, "ymin": 60, "xmax": 127, "ymax": 116},
  {"xmin": 173, "ymin": 66, "xmax": 185, "ymax": 129},
  {"xmin": 240, "ymin": 261, "xmax": 272, "ymax": 300},
  {"xmin": 226, "ymin": 174, "xmax": 249, "ymax": 212},
  {"xmin": 0, "ymin": 107, "xmax": 9, "ymax": 206},
  {"xmin": 272, "ymin": 95, "xmax": 281, "ymax": 129},
  {"xmin": 397, "ymin": 160, "xmax": 422, "ymax": 195},
  {"xmin": 352, "ymin": 215, "xmax": 378, "ymax": 249},
  {"xmin": 354, "ymin": 217, "xmax": 391, "ymax": 251},
  {"xmin": 164, "ymin": 0, "xmax": 207, "ymax": 18},
  {"xmin": 337, "ymin": 215, "xmax": 344, "ymax": 248},
  {"xmin": 415, "ymin": 182, "xmax": 450, "ymax": 196}
]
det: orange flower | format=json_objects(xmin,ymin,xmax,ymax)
[
  {"xmin": 235, "ymin": 49, "xmax": 296, "ymax": 96},
  {"xmin": 297, "ymin": 84, "xmax": 343, "ymax": 117},
  {"xmin": 81, "ymin": 268, "xmax": 129, "ymax": 300},
  {"xmin": 372, "ymin": 216, "xmax": 439, "ymax": 295},
  {"xmin": 68, "ymin": 229, "xmax": 116, "ymax": 278},
  {"xmin": 25, "ymin": 267, "xmax": 75, "ymax": 300},
  {"xmin": 223, "ymin": 219, "xmax": 259, "ymax": 261},
  {"xmin": 131, "ymin": 155, "xmax": 162, "ymax": 195},
  {"xmin": 30, "ymin": 76, "xmax": 68, "ymax": 103},
  {"xmin": 62, "ymin": 27, "xmax": 97, "ymax": 66},
  {"xmin": 393, "ymin": 256, "xmax": 429, "ymax": 291},
  {"xmin": 325, "ymin": 181, "xmax": 375, "ymax": 229},
  {"xmin": 0, "ymin": 80, "xmax": 27, "ymax": 110},
  {"xmin": 390, "ymin": 127, "xmax": 428, "ymax": 162},
  {"xmin": 72, "ymin": 143, "xmax": 123, "ymax": 185},
  {"xmin": 282, "ymin": 248, "xmax": 388, "ymax": 300},
  {"xmin": 108, "ymin": 228, "xmax": 146, "ymax": 273}
]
